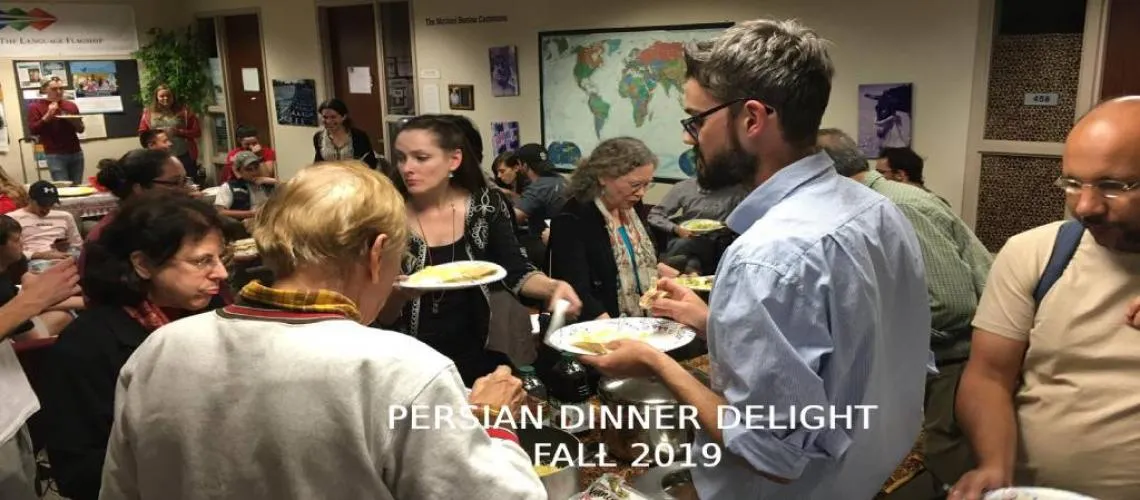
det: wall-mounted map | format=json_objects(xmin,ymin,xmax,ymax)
[{"xmin": 539, "ymin": 23, "xmax": 729, "ymax": 181}]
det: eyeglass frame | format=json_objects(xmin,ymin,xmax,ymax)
[
  {"xmin": 680, "ymin": 98, "xmax": 776, "ymax": 143},
  {"xmin": 1053, "ymin": 175, "xmax": 1140, "ymax": 199},
  {"xmin": 152, "ymin": 175, "xmax": 192, "ymax": 187}
]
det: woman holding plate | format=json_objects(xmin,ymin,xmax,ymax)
[
  {"xmin": 379, "ymin": 114, "xmax": 581, "ymax": 386},
  {"xmin": 548, "ymin": 137, "xmax": 679, "ymax": 321}
]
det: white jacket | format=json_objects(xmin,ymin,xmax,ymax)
[{"xmin": 99, "ymin": 306, "xmax": 545, "ymax": 500}]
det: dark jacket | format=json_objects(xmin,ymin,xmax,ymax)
[
  {"xmin": 312, "ymin": 127, "xmax": 378, "ymax": 170},
  {"xmin": 386, "ymin": 188, "xmax": 539, "ymax": 340},
  {"xmin": 548, "ymin": 197, "xmax": 652, "ymax": 321},
  {"xmin": 41, "ymin": 306, "xmax": 149, "ymax": 500}
]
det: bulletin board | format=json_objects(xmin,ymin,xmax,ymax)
[{"xmin": 11, "ymin": 59, "xmax": 143, "ymax": 140}]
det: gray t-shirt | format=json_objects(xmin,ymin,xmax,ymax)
[{"xmin": 517, "ymin": 176, "xmax": 566, "ymax": 236}]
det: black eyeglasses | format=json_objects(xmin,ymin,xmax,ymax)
[
  {"xmin": 681, "ymin": 98, "xmax": 775, "ymax": 141},
  {"xmin": 152, "ymin": 176, "xmax": 190, "ymax": 187}
]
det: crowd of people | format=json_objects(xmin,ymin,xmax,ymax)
[{"xmin": 0, "ymin": 15, "xmax": 1137, "ymax": 500}]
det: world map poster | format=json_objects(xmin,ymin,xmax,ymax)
[{"xmin": 539, "ymin": 23, "xmax": 730, "ymax": 181}]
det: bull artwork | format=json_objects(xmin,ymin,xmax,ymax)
[{"xmin": 858, "ymin": 83, "xmax": 913, "ymax": 158}]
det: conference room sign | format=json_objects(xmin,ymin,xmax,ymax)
[{"xmin": 0, "ymin": 3, "xmax": 139, "ymax": 57}]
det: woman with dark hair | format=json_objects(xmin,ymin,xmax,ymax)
[
  {"xmin": 380, "ymin": 114, "xmax": 581, "ymax": 385},
  {"xmin": 40, "ymin": 194, "xmax": 228, "ymax": 500},
  {"xmin": 549, "ymin": 137, "xmax": 677, "ymax": 321},
  {"xmin": 312, "ymin": 98, "xmax": 378, "ymax": 170},
  {"xmin": 138, "ymin": 84, "xmax": 202, "ymax": 182},
  {"xmin": 82, "ymin": 149, "xmax": 190, "ymax": 276}
]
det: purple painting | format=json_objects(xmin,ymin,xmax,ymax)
[
  {"xmin": 491, "ymin": 121, "xmax": 520, "ymax": 155},
  {"xmin": 858, "ymin": 83, "xmax": 913, "ymax": 158},
  {"xmin": 489, "ymin": 45, "xmax": 520, "ymax": 97}
]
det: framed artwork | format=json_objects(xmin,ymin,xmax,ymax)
[
  {"xmin": 488, "ymin": 45, "xmax": 520, "ymax": 97},
  {"xmin": 858, "ymin": 83, "xmax": 913, "ymax": 158},
  {"xmin": 538, "ymin": 23, "xmax": 731, "ymax": 181},
  {"xmin": 491, "ymin": 121, "xmax": 520, "ymax": 155},
  {"xmin": 448, "ymin": 84, "xmax": 474, "ymax": 111}
]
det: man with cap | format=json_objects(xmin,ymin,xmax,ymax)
[
  {"xmin": 512, "ymin": 143, "xmax": 567, "ymax": 244},
  {"xmin": 214, "ymin": 151, "xmax": 275, "ymax": 223},
  {"xmin": 8, "ymin": 181, "xmax": 82, "ymax": 262}
]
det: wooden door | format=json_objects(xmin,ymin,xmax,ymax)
[
  {"xmin": 222, "ymin": 14, "xmax": 272, "ymax": 147},
  {"xmin": 1100, "ymin": 0, "xmax": 1140, "ymax": 99},
  {"xmin": 325, "ymin": 4, "xmax": 385, "ymax": 156}
]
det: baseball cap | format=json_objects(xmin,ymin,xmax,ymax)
[
  {"xmin": 233, "ymin": 150, "xmax": 261, "ymax": 170},
  {"xmin": 515, "ymin": 143, "xmax": 554, "ymax": 170},
  {"xmin": 28, "ymin": 181, "xmax": 60, "ymax": 206}
]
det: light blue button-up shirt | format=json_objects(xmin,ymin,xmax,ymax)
[{"xmin": 692, "ymin": 152, "xmax": 931, "ymax": 499}]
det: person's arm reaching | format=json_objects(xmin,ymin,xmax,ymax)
[
  {"xmin": 0, "ymin": 260, "xmax": 79, "ymax": 340},
  {"xmin": 647, "ymin": 182, "xmax": 685, "ymax": 235},
  {"xmin": 950, "ymin": 331, "xmax": 1025, "ymax": 499}
]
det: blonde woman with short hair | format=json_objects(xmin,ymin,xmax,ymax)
[{"xmin": 99, "ymin": 161, "xmax": 546, "ymax": 500}]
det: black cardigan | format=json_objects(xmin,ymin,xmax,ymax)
[
  {"xmin": 548, "ymin": 197, "xmax": 653, "ymax": 321},
  {"xmin": 312, "ymin": 127, "xmax": 379, "ymax": 170},
  {"xmin": 40, "ymin": 305, "xmax": 150, "ymax": 500}
]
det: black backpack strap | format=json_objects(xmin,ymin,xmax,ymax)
[{"xmin": 1032, "ymin": 219, "xmax": 1085, "ymax": 308}]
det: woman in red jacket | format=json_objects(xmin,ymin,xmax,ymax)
[{"xmin": 138, "ymin": 85, "xmax": 201, "ymax": 183}]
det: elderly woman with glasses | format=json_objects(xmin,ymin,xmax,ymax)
[
  {"xmin": 40, "ymin": 194, "xmax": 229, "ymax": 500},
  {"xmin": 98, "ymin": 161, "xmax": 546, "ymax": 499},
  {"xmin": 549, "ymin": 137, "xmax": 679, "ymax": 321}
]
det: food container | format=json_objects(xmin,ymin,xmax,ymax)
[
  {"xmin": 516, "ymin": 425, "xmax": 582, "ymax": 500},
  {"xmin": 597, "ymin": 376, "xmax": 694, "ymax": 465}
]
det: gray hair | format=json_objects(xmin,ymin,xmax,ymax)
[
  {"xmin": 817, "ymin": 128, "xmax": 869, "ymax": 177},
  {"xmin": 685, "ymin": 19, "xmax": 834, "ymax": 147},
  {"xmin": 567, "ymin": 137, "xmax": 658, "ymax": 202}
]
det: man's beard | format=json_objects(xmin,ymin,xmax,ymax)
[
  {"xmin": 1079, "ymin": 214, "xmax": 1140, "ymax": 252},
  {"xmin": 695, "ymin": 130, "xmax": 758, "ymax": 190}
]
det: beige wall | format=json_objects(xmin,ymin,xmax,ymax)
[
  {"xmin": 0, "ymin": 0, "xmax": 190, "ymax": 184},
  {"xmin": 411, "ymin": 0, "xmax": 983, "ymax": 208}
]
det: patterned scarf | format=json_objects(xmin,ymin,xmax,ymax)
[
  {"xmin": 239, "ymin": 280, "xmax": 362, "ymax": 322},
  {"xmin": 123, "ymin": 301, "xmax": 172, "ymax": 333},
  {"xmin": 594, "ymin": 197, "xmax": 658, "ymax": 317}
]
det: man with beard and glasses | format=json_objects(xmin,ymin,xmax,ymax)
[
  {"xmin": 579, "ymin": 19, "xmax": 932, "ymax": 500},
  {"xmin": 951, "ymin": 96, "xmax": 1140, "ymax": 500},
  {"xmin": 646, "ymin": 159, "xmax": 747, "ymax": 275}
]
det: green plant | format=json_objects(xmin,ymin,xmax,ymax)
[{"xmin": 133, "ymin": 27, "xmax": 212, "ymax": 113}]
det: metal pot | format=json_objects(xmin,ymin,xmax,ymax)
[
  {"xmin": 597, "ymin": 376, "xmax": 695, "ymax": 465},
  {"xmin": 516, "ymin": 425, "xmax": 582, "ymax": 500}
]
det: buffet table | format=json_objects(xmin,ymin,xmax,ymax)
[{"xmin": 570, "ymin": 354, "xmax": 925, "ymax": 496}]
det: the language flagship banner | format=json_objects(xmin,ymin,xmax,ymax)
[{"xmin": 0, "ymin": 3, "xmax": 138, "ymax": 57}]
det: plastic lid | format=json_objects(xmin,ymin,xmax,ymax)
[{"xmin": 518, "ymin": 365, "xmax": 535, "ymax": 374}]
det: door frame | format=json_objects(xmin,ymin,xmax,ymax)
[
  {"xmin": 959, "ymin": 0, "xmax": 1110, "ymax": 228},
  {"xmin": 317, "ymin": 1, "xmax": 388, "ymax": 144},
  {"xmin": 194, "ymin": 8, "xmax": 274, "ymax": 153}
]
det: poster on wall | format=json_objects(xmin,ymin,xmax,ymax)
[
  {"xmin": 488, "ymin": 45, "xmax": 519, "ymax": 97},
  {"xmin": 857, "ymin": 83, "xmax": 913, "ymax": 159},
  {"xmin": 15, "ymin": 61, "xmax": 42, "ymax": 89},
  {"xmin": 0, "ymin": 85, "xmax": 9, "ymax": 153},
  {"xmin": 68, "ymin": 61, "xmax": 123, "ymax": 113},
  {"xmin": 491, "ymin": 121, "xmax": 520, "ymax": 155},
  {"xmin": 0, "ymin": 3, "xmax": 138, "ymax": 57},
  {"xmin": 539, "ymin": 23, "xmax": 731, "ymax": 181},
  {"xmin": 272, "ymin": 79, "xmax": 318, "ymax": 127},
  {"xmin": 41, "ymin": 61, "xmax": 67, "ymax": 82}
]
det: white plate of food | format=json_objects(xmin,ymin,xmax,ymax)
[
  {"xmin": 674, "ymin": 275, "xmax": 714, "ymax": 292},
  {"xmin": 983, "ymin": 487, "xmax": 1098, "ymax": 500},
  {"xmin": 546, "ymin": 317, "xmax": 697, "ymax": 355},
  {"xmin": 400, "ymin": 260, "xmax": 507, "ymax": 291},
  {"xmin": 57, "ymin": 186, "xmax": 96, "ymax": 197},
  {"xmin": 679, "ymin": 219, "xmax": 725, "ymax": 234},
  {"xmin": 229, "ymin": 238, "xmax": 258, "ymax": 259}
]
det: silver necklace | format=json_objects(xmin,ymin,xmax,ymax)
[{"xmin": 414, "ymin": 192, "xmax": 458, "ymax": 314}]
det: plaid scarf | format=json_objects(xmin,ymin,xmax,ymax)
[
  {"xmin": 238, "ymin": 281, "xmax": 362, "ymax": 322},
  {"xmin": 123, "ymin": 301, "xmax": 172, "ymax": 333}
]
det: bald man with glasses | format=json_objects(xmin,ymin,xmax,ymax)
[{"xmin": 951, "ymin": 96, "xmax": 1140, "ymax": 500}]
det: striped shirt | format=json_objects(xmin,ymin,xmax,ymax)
[{"xmin": 693, "ymin": 152, "xmax": 931, "ymax": 500}]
